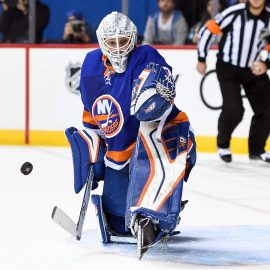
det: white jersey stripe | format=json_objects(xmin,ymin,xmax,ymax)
[{"xmin": 240, "ymin": 19, "xmax": 254, "ymax": 67}]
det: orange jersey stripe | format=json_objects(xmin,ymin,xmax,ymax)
[
  {"xmin": 106, "ymin": 142, "xmax": 136, "ymax": 162},
  {"xmin": 83, "ymin": 109, "xmax": 96, "ymax": 125},
  {"xmin": 207, "ymin": 19, "xmax": 222, "ymax": 35}
]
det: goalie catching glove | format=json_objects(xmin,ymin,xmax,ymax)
[{"xmin": 130, "ymin": 62, "xmax": 176, "ymax": 122}]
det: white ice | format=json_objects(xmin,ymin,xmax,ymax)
[{"xmin": 0, "ymin": 146, "xmax": 270, "ymax": 270}]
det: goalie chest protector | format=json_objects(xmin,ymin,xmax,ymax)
[{"xmin": 80, "ymin": 45, "xmax": 172, "ymax": 169}]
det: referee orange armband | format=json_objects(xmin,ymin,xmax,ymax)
[{"xmin": 207, "ymin": 20, "xmax": 222, "ymax": 35}]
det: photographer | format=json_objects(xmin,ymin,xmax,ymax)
[
  {"xmin": 62, "ymin": 10, "xmax": 92, "ymax": 44},
  {"xmin": 0, "ymin": 0, "xmax": 50, "ymax": 43}
]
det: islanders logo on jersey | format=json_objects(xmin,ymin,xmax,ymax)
[{"xmin": 92, "ymin": 95, "xmax": 124, "ymax": 138}]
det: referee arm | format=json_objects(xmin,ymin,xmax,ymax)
[{"xmin": 196, "ymin": 5, "xmax": 240, "ymax": 75}]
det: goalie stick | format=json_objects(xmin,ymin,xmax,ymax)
[{"xmin": 51, "ymin": 165, "xmax": 94, "ymax": 240}]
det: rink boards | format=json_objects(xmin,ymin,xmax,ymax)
[{"xmin": 0, "ymin": 45, "xmax": 269, "ymax": 153}]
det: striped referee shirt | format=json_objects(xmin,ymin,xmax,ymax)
[{"xmin": 197, "ymin": 3, "xmax": 270, "ymax": 68}]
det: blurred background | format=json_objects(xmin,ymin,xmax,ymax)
[
  {"xmin": 0, "ymin": 0, "xmax": 269, "ymax": 152},
  {"xmin": 1, "ymin": 0, "xmax": 263, "ymax": 44}
]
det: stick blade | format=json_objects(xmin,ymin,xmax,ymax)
[{"xmin": 52, "ymin": 206, "xmax": 77, "ymax": 239}]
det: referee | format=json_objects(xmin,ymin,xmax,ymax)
[{"xmin": 197, "ymin": 0, "xmax": 270, "ymax": 163}]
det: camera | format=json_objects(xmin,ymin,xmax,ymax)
[
  {"xmin": 72, "ymin": 21, "xmax": 84, "ymax": 33},
  {"xmin": 1, "ymin": 0, "xmax": 18, "ymax": 8}
]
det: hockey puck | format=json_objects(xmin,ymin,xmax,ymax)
[{"xmin": 20, "ymin": 162, "xmax": 33, "ymax": 175}]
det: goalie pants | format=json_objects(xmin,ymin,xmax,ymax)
[{"xmin": 216, "ymin": 60, "xmax": 270, "ymax": 155}]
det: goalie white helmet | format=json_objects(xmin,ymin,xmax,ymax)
[{"xmin": 96, "ymin": 11, "xmax": 137, "ymax": 73}]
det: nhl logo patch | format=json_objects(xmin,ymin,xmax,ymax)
[{"xmin": 65, "ymin": 62, "xmax": 82, "ymax": 94}]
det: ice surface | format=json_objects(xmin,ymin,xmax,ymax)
[
  {"xmin": 0, "ymin": 146, "xmax": 269, "ymax": 270},
  {"xmin": 81, "ymin": 226, "xmax": 270, "ymax": 266}
]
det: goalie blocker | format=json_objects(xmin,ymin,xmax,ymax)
[{"xmin": 65, "ymin": 127, "xmax": 106, "ymax": 193}]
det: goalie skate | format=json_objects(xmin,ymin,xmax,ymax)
[{"xmin": 132, "ymin": 215, "xmax": 158, "ymax": 260}]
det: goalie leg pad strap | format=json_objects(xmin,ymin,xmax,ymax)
[
  {"xmin": 65, "ymin": 127, "xmax": 106, "ymax": 194},
  {"xmin": 126, "ymin": 119, "xmax": 195, "ymax": 233}
]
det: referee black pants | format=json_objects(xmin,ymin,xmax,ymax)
[{"xmin": 216, "ymin": 60, "xmax": 270, "ymax": 155}]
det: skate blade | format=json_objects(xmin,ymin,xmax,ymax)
[
  {"xmin": 136, "ymin": 224, "xmax": 150, "ymax": 260},
  {"xmin": 137, "ymin": 224, "xmax": 143, "ymax": 259}
]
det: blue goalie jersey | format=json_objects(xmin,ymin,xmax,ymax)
[{"xmin": 80, "ymin": 45, "xmax": 178, "ymax": 170}]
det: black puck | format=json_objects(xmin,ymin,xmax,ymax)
[{"xmin": 20, "ymin": 162, "xmax": 33, "ymax": 175}]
